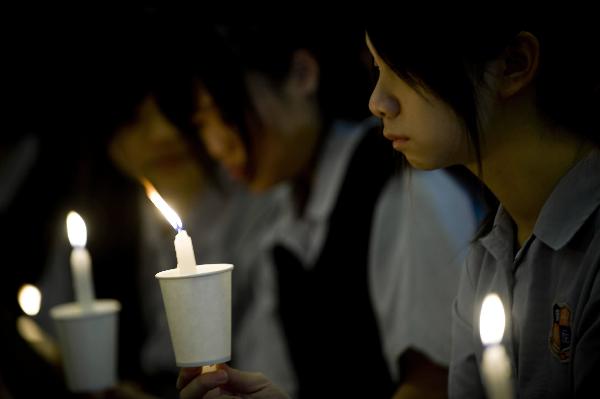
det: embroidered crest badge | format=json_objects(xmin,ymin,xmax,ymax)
[{"xmin": 549, "ymin": 303, "xmax": 572, "ymax": 362}]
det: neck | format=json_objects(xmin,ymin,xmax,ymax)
[
  {"xmin": 291, "ymin": 130, "xmax": 323, "ymax": 217},
  {"xmin": 290, "ymin": 113, "xmax": 327, "ymax": 217},
  {"xmin": 468, "ymin": 124, "xmax": 592, "ymax": 247}
]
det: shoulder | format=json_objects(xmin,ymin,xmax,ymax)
[
  {"xmin": 371, "ymin": 168, "xmax": 479, "ymax": 272},
  {"xmin": 578, "ymin": 206, "xmax": 600, "ymax": 266},
  {"xmin": 378, "ymin": 168, "xmax": 477, "ymax": 231},
  {"xmin": 409, "ymin": 168, "xmax": 475, "ymax": 207}
]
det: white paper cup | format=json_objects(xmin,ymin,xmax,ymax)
[
  {"xmin": 156, "ymin": 263, "xmax": 233, "ymax": 367},
  {"xmin": 50, "ymin": 299, "xmax": 121, "ymax": 392}
]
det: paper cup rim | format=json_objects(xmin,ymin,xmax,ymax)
[
  {"xmin": 50, "ymin": 299, "xmax": 121, "ymax": 320},
  {"xmin": 155, "ymin": 263, "xmax": 234, "ymax": 280}
]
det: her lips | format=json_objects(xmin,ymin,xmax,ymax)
[
  {"xmin": 392, "ymin": 137, "xmax": 409, "ymax": 151},
  {"xmin": 383, "ymin": 131, "xmax": 409, "ymax": 149},
  {"xmin": 382, "ymin": 130, "xmax": 409, "ymax": 152},
  {"xmin": 226, "ymin": 165, "xmax": 247, "ymax": 181},
  {"xmin": 383, "ymin": 130, "xmax": 409, "ymax": 142}
]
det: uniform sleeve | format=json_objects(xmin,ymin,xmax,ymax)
[
  {"xmin": 369, "ymin": 169, "xmax": 477, "ymax": 380},
  {"xmin": 448, "ymin": 249, "xmax": 486, "ymax": 398},
  {"xmin": 573, "ymin": 236, "xmax": 600, "ymax": 396}
]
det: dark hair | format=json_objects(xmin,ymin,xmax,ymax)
[
  {"xmin": 166, "ymin": 22, "xmax": 373, "ymax": 164},
  {"xmin": 94, "ymin": 14, "xmax": 197, "ymax": 143},
  {"xmin": 72, "ymin": 11, "xmax": 218, "ymax": 183},
  {"xmin": 366, "ymin": 14, "xmax": 600, "ymax": 165}
]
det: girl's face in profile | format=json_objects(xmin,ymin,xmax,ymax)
[
  {"xmin": 366, "ymin": 35, "xmax": 474, "ymax": 170},
  {"xmin": 195, "ymin": 62, "xmax": 321, "ymax": 192},
  {"xmin": 194, "ymin": 84, "xmax": 286, "ymax": 192},
  {"xmin": 109, "ymin": 96, "xmax": 203, "ymax": 194}
]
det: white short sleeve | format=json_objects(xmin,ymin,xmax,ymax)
[{"xmin": 369, "ymin": 169, "xmax": 477, "ymax": 380}]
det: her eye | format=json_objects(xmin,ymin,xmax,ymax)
[
  {"xmin": 371, "ymin": 59, "xmax": 380, "ymax": 71},
  {"xmin": 369, "ymin": 65, "xmax": 380, "ymax": 83},
  {"xmin": 370, "ymin": 59, "xmax": 381, "ymax": 78},
  {"xmin": 371, "ymin": 57, "xmax": 380, "ymax": 69}
]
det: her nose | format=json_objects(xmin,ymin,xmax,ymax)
[{"xmin": 369, "ymin": 83, "xmax": 400, "ymax": 119}]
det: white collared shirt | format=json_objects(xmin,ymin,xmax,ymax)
[
  {"xmin": 236, "ymin": 117, "xmax": 478, "ymax": 389},
  {"xmin": 450, "ymin": 150, "xmax": 600, "ymax": 398}
]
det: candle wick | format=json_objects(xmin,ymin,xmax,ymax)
[{"xmin": 176, "ymin": 226, "xmax": 183, "ymax": 233}]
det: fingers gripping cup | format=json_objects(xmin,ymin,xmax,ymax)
[{"xmin": 156, "ymin": 263, "xmax": 234, "ymax": 366}]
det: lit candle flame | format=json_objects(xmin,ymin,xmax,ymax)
[
  {"xmin": 480, "ymin": 293, "xmax": 506, "ymax": 345},
  {"xmin": 143, "ymin": 179, "xmax": 183, "ymax": 231},
  {"xmin": 18, "ymin": 284, "xmax": 42, "ymax": 316},
  {"xmin": 66, "ymin": 211, "xmax": 87, "ymax": 247}
]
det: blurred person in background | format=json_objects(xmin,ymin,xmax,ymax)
[
  {"xmin": 91, "ymin": 12, "xmax": 287, "ymax": 398},
  {"xmin": 173, "ymin": 21, "xmax": 483, "ymax": 398}
]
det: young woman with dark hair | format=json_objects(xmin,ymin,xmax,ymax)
[{"xmin": 365, "ymin": 13, "xmax": 599, "ymax": 397}]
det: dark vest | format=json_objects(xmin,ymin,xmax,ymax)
[{"xmin": 274, "ymin": 127, "xmax": 398, "ymax": 398}]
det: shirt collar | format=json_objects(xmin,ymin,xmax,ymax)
[
  {"xmin": 270, "ymin": 117, "xmax": 378, "ymax": 265},
  {"xmin": 480, "ymin": 150, "xmax": 600, "ymax": 257},
  {"xmin": 479, "ymin": 205, "xmax": 515, "ymax": 262},
  {"xmin": 534, "ymin": 150, "xmax": 600, "ymax": 250}
]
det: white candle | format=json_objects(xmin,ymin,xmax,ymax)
[
  {"xmin": 144, "ymin": 180, "xmax": 197, "ymax": 275},
  {"xmin": 479, "ymin": 293, "xmax": 513, "ymax": 399},
  {"xmin": 174, "ymin": 229, "xmax": 197, "ymax": 274},
  {"xmin": 66, "ymin": 211, "xmax": 95, "ymax": 311}
]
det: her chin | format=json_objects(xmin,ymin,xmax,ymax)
[{"xmin": 403, "ymin": 154, "xmax": 444, "ymax": 171}]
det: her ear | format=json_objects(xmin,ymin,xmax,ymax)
[
  {"xmin": 498, "ymin": 31, "xmax": 540, "ymax": 99},
  {"xmin": 286, "ymin": 49, "xmax": 320, "ymax": 97}
]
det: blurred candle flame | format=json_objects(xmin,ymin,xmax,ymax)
[
  {"xmin": 16, "ymin": 284, "xmax": 60, "ymax": 365},
  {"xmin": 66, "ymin": 211, "xmax": 87, "ymax": 247},
  {"xmin": 480, "ymin": 293, "xmax": 506, "ymax": 345},
  {"xmin": 18, "ymin": 284, "xmax": 42, "ymax": 316},
  {"xmin": 144, "ymin": 179, "xmax": 183, "ymax": 231}
]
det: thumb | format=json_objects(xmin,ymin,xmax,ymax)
[
  {"xmin": 176, "ymin": 367, "xmax": 203, "ymax": 391},
  {"xmin": 221, "ymin": 364, "xmax": 271, "ymax": 393},
  {"xmin": 178, "ymin": 369, "xmax": 229, "ymax": 399}
]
